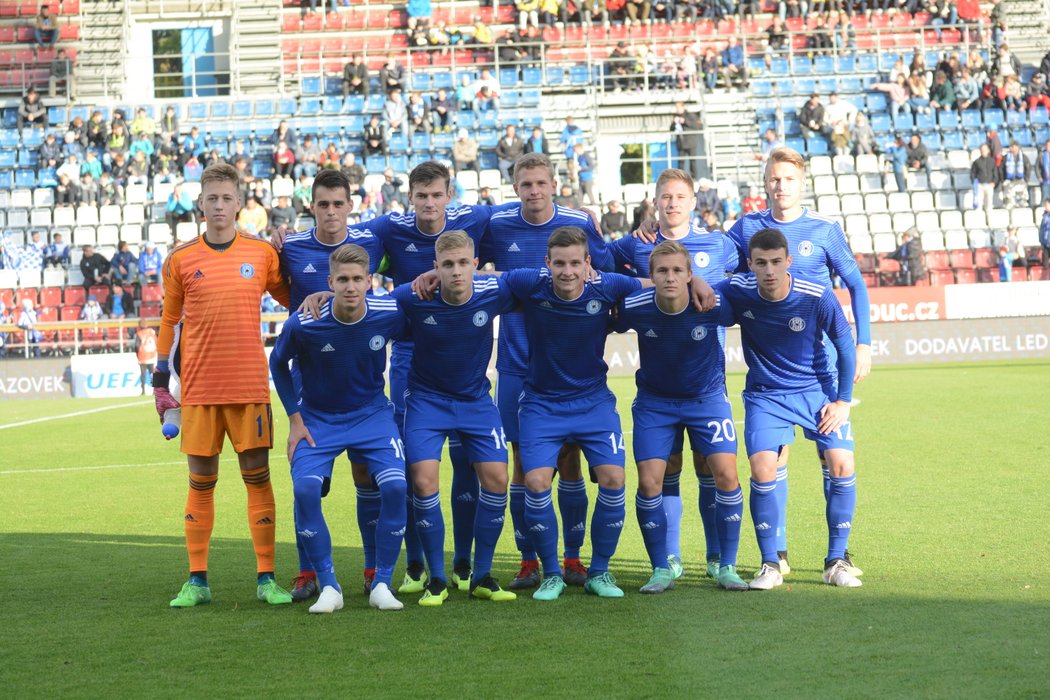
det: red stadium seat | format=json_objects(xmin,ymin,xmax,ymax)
[
  {"xmin": 40, "ymin": 287, "xmax": 62, "ymax": 307},
  {"xmin": 16, "ymin": 288, "xmax": 38, "ymax": 308},
  {"xmin": 974, "ymin": 248, "xmax": 997, "ymax": 268},
  {"xmin": 954, "ymin": 268, "xmax": 976, "ymax": 284},
  {"xmin": 0, "ymin": 289, "xmax": 14, "ymax": 309},
  {"xmin": 877, "ymin": 255, "xmax": 901, "ymax": 286},
  {"xmin": 1010, "ymin": 267, "xmax": 1027, "ymax": 282},
  {"xmin": 37, "ymin": 306, "xmax": 58, "ymax": 322},
  {"xmin": 60, "ymin": 305, "xmax": 80, "ymax": 321},
  {"xmin": 948, "ymin": 249, "xmax": 973, "ymax": 269},
  {"xmin": 977, "ymin": 268, "xmax": 998, "ymax": 283},
  {"xmin": 89, "ymin": 285, "xmax": 110, "ymax": 305},
  {"xmin": 929, "ymin": 270, "xmax": 955, "ymax": 286},
  {"xmin": 80, "ymin": 327, "xmax": 107, "ymax": 351},
  {"xmin": 861, "ymin": 272, "xmax": 877, "ymax": 287},
  {"xmin": 855, "ymin": 253, "xmax": 876, "ymax": 274},
  {"xmin": 63, "ymin": 285, "xmax": 86, "ymax": 306},
  {"xmin": 281, "ymin": 14, "xmax": 300, "ymax": 32},
  {"xmin": 1030, "ymin": 267, "xmax": 1049, "ymax": 281},
  {"xmin": 925, "ymin": 250, "xmax": 950, "ymax": 271},
  {"xmin": 140, "ymin": 302, "xmax": 162, "ymax": 318}
]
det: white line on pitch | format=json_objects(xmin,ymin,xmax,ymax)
[{"xmin": 0, "ymin": 400, "xmax": 153, "ymax": 431}]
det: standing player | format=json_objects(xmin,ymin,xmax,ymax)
[
  {"xmin": 501, "ymin": 226, "xmax": 644, "ymax": 600},
  {"xmin": 390, "ymin": 231, "xmax": 517, "ymax": 605},
  {"xmin": 153, "ymin": 163, "xmax": 293, "ymax": 608},
  {"xmin": 278, "ymin": 169, "xmax": 385, "ymax": 601},
  {"xmin": 721, "ymin": 228, "xmax": 861, "ymax": 590},
  {"xmin": 270, "ymin": 244, "xmax": 409, "ymax": 612},
  {"xmin": 725, "ymin": 146, "xmax": 870, "ymax": 575},
  {"xmin": 486, "ymin": 153, "xmax": 614, "ymax": 590},
  {"xmin": 612, "ymin": 241, "xmax": 748, "ymax": 593},
  {"xmin": 611, "ymin": 168, "xmax": 738, "ymax": 580}
]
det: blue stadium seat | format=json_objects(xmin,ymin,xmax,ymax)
[
  {"xmin": 502, "ymin": 91, "xmax": 519, "ymax": 108},
  {"xmin": 322, "ymin": 97, "xmax": 342, "ymax": 114},
  {"xmin": 879, "ymin": 52, "xmax": 901, "ymax": 71},
  {"xmin": 499, "ymin": 68, "xmax": 519, "ymax": 87},
  {"xmin": 410, "ymin": 152, "xmax": 431, "ymax": 168},
  {"xmin": 38, "ymin": 167, "xmax": 57, "ymax": 187},
  {"xmin": 456, "ymin": 112, "xmax": 475, "ymax": 129},
  {"xmin": 792, "ymin": 57, "xmax": 813, "ymax": 75},
  {"xmin": 806, "ymin": 138, "xmax": 828, "ymax": 156},
  {"xmin": 433, "ymin": 71, "xmax": 454, "ymax": 90},
  {"xmin": 0, "ymin": 130, "xmax": 19, "ymax": 148},
  {"xmin": 232, "ymin": 124, "xmax": 253, "ymax": 140},
  {"xmin": 751, "ymin": 80, "xmax": 773, "ymax": 97},
  {"xmin": 814, "ymin": 55, "xmax": 834, "ymax": 74},
  {"xmin": 254, "ymin": 100, "xmax": 275, "ymax": 117},
  {"xmin": 855, "ymin": 54, "xmax": 877, "ymax": 72},
  {"xmin": 302, "ymin": 76, "xmax": 322, "ymax": 95},
  {"xmin": 209, "ymin": 125, "xmax": 230, "ymax": 141},
  {"xmin": 758, "ymin": 119, "xmax": 776, "ymax": 134},
  {"xmin": 835, "ymin": 55, "xmax": 855, "ymax": 73},
  {"xmin": 479, "ymin": 111, "xmax": 499, "ymax": 129},
  {"xmin": 769, "ymin": 58, "xmax": 788, "ymax": 75},
  {"xmin": 411, "ymin": 73, "xmax": 432, "ymax": 91},
  {"xmin": 232, "ymin": 101, "xmax": 252, "ymax": 118},
  {"xmin": 344, "ymin": 95, "xmax": 365, "ymax": 113},
  {"xmin": 432, "ymin": 132, "xmax": 454, "ymax": 150},
  {"xmin": 784, "ymin": 118, "xmax": 802, "ymax": 136},
  {"xmin": 521, "ymin": 89, "xmax": 540, "ymax": 106},
  {"xmin": 819, "ymin": 77, "xmax": 839, "ymax": 93},
  {"xmin": 365, "ymin": 155, "xmax": 386, "ymax": 173},
  {"xmin": 747, "ymin": 57, "xmax": 766, "ymax": 74},
  {"xmin": 21, "ymin": 130, "xmax": 42, "ymax": 147},
  {"xmin": 343, "ymin": 115, "xmax": 364, "ymax": 132},
  {"xmin": 983, "ymin": 109, "xmax": 1004, "ymax": 130},
  {"xmin": 0, "ymin": 150, "xmax": 15, "ymax": 168},
  {"xmin": 786, "ymin": 137, "xmax": 805, "ymax": 152},
  {"xmin": 892, "ymin": 111, "xmax": 914, "ymax": 130},
  {"xmin": 914, "ymin": 112, "xmax": 936, "ymax": 131},
  {"xmin": 523, "ymin": 112, "xmax": 542, "ymax": 128},
  {"xmin": 1, "ymin": 109, "xmax": 17, "ymax": 129},
  {"xmin": 838, "ymin": 77, "xmax": 862, "ymax": 93},
  {"xmin": 961, "ymin": 110, "xmax": 982, "ymax": 128},
  {"xmin": 277, "ymin": 97, "xmax": 298, "ymax": 115},
  {"xmin": 923, "ymin": 133, "xmax": 941, "ymax": 149},
  {"xmin": 794, "ymin": 78, "xmax": 816, "ymax": 96},
  {"xmin": 479, "ymin": 152, "xmax": 498, "ymax": 169},
  {"xmin": 875, "ymin": 133, "xmax": 896, "ymax": 151},
  {"xmin": 1010, "ymin": 128, "xmax": 1032, "ymax": 147},
  {"xmin": 15, "ymin": 169, "xmax": 36, "ymax": 187},
  {"xmin": 478, "ymin": 130, "xmax": 500, "ymax": 148},
  {"xmin": 866, "ymin": 94, "xmax": 888, "ymax": 112},
  {"xmin": 389, "ymin": 133, "xmax": 408, "ymax": 153},
  {"xmin": 252, "ymin": 160, "xmax": 271, "ymax": 178},
  {"xmin": 522, "ymin": 67, "xmax": 542, "ymax": 86},
  {"xmin": 390, "ymin": 154, "xmax": 409, "ymax": 173},
  {"xmin": 0, "ymin": 170, "xmax": 12, "ymax": 188},
  {"xmin": 1006, "ymin": 110, "xmax": 1026, "ymax": 127},
  {"xmin": 365, "ymin": 94, "xmax": 385, "ymax": 113},
  {"xmin": 937, "ymin": 110, "xmax": 959, "ymax": 129},
  {"xmin": 189, "ymin": 102, "xmax": 208, "ymax": 121},
  {"xmin": 300, "ymin": 97, "xmax": 322, "ymax": 115},
  {"xmin": 545, "ymin": 67, "xmax": 564, "ymax": 85},
  {"xmin": 412, "ymin": 132, "xmax": 430, "ymax": 151},
  {"xmin": 69, "ymin": 106, "xmax": 91, "ymax": 122},
  {"xmin": 1031, "ymin": 107, "xmax": 1049, "ymax": 126},
  {"xmin": 211, "ymin": 102, "xmax": 231, "ymax": 119},
  {"xmin": 964, "ymin": 130, "xmax": 985, "ymax": 149},
  {"xmin": 941, "ymin": 131, "xmax": 964, "ymax": 150},
  {"xmin": 569, "ymin": 65, "xmax": 590, "ymax": 84},
  {"xmin": 1035, "ymin": 126, "xmax": 1050, "ymax": 142},
  {"xmin": 48, "ymin": 106, "xmax": 67, "ymax": 125},
  {"xmin": 18, "ymin": 148, "xmax": 38, "ymax": 167}
]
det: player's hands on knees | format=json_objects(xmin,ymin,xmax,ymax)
[
  {"xmin": 269, "ymin": 227, "xmax": 288, "ymax": 253},
  {"xmin": 298, "ymin": 291, "xmax": 334, "ymax": 319},
  {"xmin": 151, "ymin": 368, "xmax": 180, "ymax": 423},
  {"xmin": 411, "ymin": 269, "xmax": 440, "ymax": 300},
  {"xmin": 854, "ymin": 344, "xmax": 872, "ymax": 383},
  {"xmin": 633, "ymin": 217, "xmax": 659, "ymax": 243},
  {"xmin": 287, "ymin": 413, "xmax": 315, "ymax": 463},
  {"xmin": 689, "ymin": 276, "xmax": 716, "ymax": 311},
  {"xmin": 818, "ymin": 400, "xmax": 851, "ymax": 435}
]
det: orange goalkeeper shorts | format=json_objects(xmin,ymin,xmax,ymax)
[{"xmin": 180, "ymin": 403, "xmax": 274, "ymax": 457}]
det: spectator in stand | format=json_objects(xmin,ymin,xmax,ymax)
[
  {"xmin": 992, "ymin": 43, "xmax": 1021, "ymax": 80},
  {"xmin": 384, "ymin": 89, "xmax": 409, "ymax": 135},
  {"xmin": 46, "ymin": 232, "xmax": 70, "ymax": 268},
  {"xmin": 468, "ymin": 16, "xmax": 494, "ymax": 45},
  {"xmin": 999, "ymin": 140, "xmax": 1031, "ymax": 210},
  {"xmin": 49, "ymin": 48, "xmax": 75, "ymax": 99},
  {"xmin": 889, "ymin": 228, "xmax": 925, "ymax": 286},
  {"xmin": 270, "ymin": 120, "xmax": 297, "ymax": 150},
  {"xmin": 929, "ymin": 0, "xmax": 959, "ymax": 39},
  {"xmin": 671, "ymin": 101, "xmax": 703, "ymax": 180},
  {"xmin": 104, "ymin": 284, "xmax": 129, "ymax": 320},
  {"xmin": 873, "ymin": 73, "xmax": 911, "ymax": 119},
  {"xmin": 318, "ymin": 141, "xmax": 342, "ymax": 171},
  {"xmin": 970, "ymin": 143, "xmax": 999, "ymax": 212},
  {"xmin": 273, "ymin": 140, "xmax": 296, "ymax": 178},
  {"xmin": 407, "ymin": 0, "xmax": 432, "ymax": 30},
  {"xmin": 777, "ymin": 0, "xmax": 805, "ymax": 21},
  {"xmin": 967, "ymin": 48, "xmax": 989, "ymax": 85},
  {"xmin": 554, "ymin": 184, "xmax": 581, "ymax": 209},
  {"xmin": 342, "ymin": 55, "xmax": 369, "ymax": 98},
  {"xmin": 835, "ymin": 16, "xmax": 856, "ymax": 53},
  {"xmin": 606, "ymin": 42, "xmax": 634, "ymax": 92},
  {"xmin": 129, "ymin": 130, "xmax": 155, "ymax": 162},
  {"xmin": 110, "ymin": 150, "xmax": 132, "ymax": 186},
  {"xmin": 293, "ymin": 134, "xmax": 321, "ymax": 179},
  {"xmin": 885, "ymin": 134, "xmax": 909, "ymax": 193},
  {"xmin": 17, "ymin": 87, "xmax": 47, "ymax": 131},
  {"xmin": 1039, "ymin": 198, "xmax": 1050, "ymax": 265},
  {"xmin": 477, "ymin": 186, "xmax": 497, "ymax": 206},
  {"xmin": 34, "ymin": 6, "xmax": 58, "ymax": 51},
  {"xmin": 129, "ymin": 108, "xmax": 157, "ymax": 140},
  {"xmin": 139, "ymin": 241, "xmax": 163, "ymax": 284},
  {"xmin": 581, "ymin": 0, "xmax": 610, "ymax": 24},
  {"xmin": 561, "ymin": 115, "xmax": 585, "ymax": 185},
  {"xmin": 86, "ymin": 110, "xmax": 107, "ymax": 150},
  {"xmin": 55, "ymin": 172, "xmax": 79, "ymax": 206},
  {"xmin": 157, "ymin": 105, "xmax": 179, "ymax": 146},
  {"xmin": 1039, "ymin": 139, "xmax": 1050, "ymax": 204},
  {"xmin": 57, "ymin": 153, "xmax": 81, "ymax": 184},
  {"xmin": 907, "ymin": 73, "xmax": 931, "ymax": 114},
  {"xmin": 62, "ymin": 130, "xmax": 84, "ymax": 161},
  {"xmin": 380, "ymin": 168, "xmax": 408, "ymax": 212},
  {"xmin": 39, "ymin": 132, "xmax": 61, "ymax": 169},
  {"xmin": 292, "ymin": 175, "xmax": 312, "ymax": 213},
  {"xmin": 700, "ymin": 208, "xmax": 722, "ymax": 232},
  {"xmin": 765, "ymin": 15, "xmax": 788, "ymax": 56},
  {"xmin": 456, "ymin": 75, "xmax": 475, "ymax": 111},
  {"xmin": 600, "ymin": 200, "xmax": 628, "ymax": 240},
  {"xmin": 340, "ymin": 152, "xmax": 366, "ymax": 196},
  {"xmin": 694, "ymin": 178, "xmax": 722, "ymax": 220},
  {"xmin": 81, "ymin": 295, "xmax": 103, "ymax": 322},
  {"xmin": 937, "ymin": 51, "xmax": 961, "ymax": 82},
  {"xmin": 448, "ymin": 166, "xmax": 466, "ymax": 207},
  {"xmin": 379, "ymin": 59, "xmax": 405, "ymax": 93},
  {"xmin": 986, "ymin": 128, "xmax": 1004, "ymax": 165},
  {"xmin": 1004, "ymin": 227, "xmax": 1027, "ymax": 269},
  {"xmin": 574, "ymin": 143, "xmax": 597, "ymax": 205},
  {"xmin": 1028, "ymin": 73, "xmax": 1050, "ymax": 111},
  {"xmin": 721, "ymin": 36, "xmax": 745, "ymax": 89},
  {"xmin": 824, "ymin": 92, "xmax": 857, "ymax": 134},
  {"xmin": 524, "ymin": 125, "xmax": 550, "ymax": 156},
  {"xmin": 406, "ymin": 91, "xmax": 431, "ymax": 140},
  {"xmin": 452, "ymin": 129, "xmax": 480, "ymax": 173},
  {"xmin": 129, "ymin": 150, "xmax": 151, "ymax": 185},
  {"xmin": 165, "ymin": 183, "xmax": 196, "ymax": 235},
  {"xmin": 905, "ymin": 133, "xmax": 931, "ymax": 180},
  {"xmin": 496, "ymin": 125, "xmax": 525, "ymax": 183},
  {"xmin": 799, "ymin": 93, "xmax": 830, "ymax": 139},
  {"xmin": 700, "ymin": 46, "xmax": 719, "ymax": 92},
  {"xmin": 471, "ymin": 69, "xmax": 501, "ymax": 114},
  {"xmin": 851, "ymin": 113, "xmax": 876, "ymax": 156},
  {"xmin": 1002, "ymin": 75, "xmax": 1025, "ymax": 112},
  {"xmin": 929, "ymin": 70, "xmax": 956, "ymax": 112},
  {"xmin": 110, "ymin": 108, "xmax": 127, "ymax": 133},
  {"xmin": 357, "ymin": 192, "xmax": 378, "ymax": 221},
  {"xmin": 303, "ymin": 0, "xmax": 338, "ymax": 15},
  {"xmin": 111, "ymin": 241, "xmax": 138, "ymax": 285},
  {"xmin": 955, "ymin": 66, "xmax": 979, "ymax": 111},
  {"xmin": 179, "ymin": 125, "xmax": 205, "ymax": 167},
  {"xmin": 237, "ymin": 196, "xmax": 268, "ymax": 236},
  {"xmin": 98, "ymin": 171, "xmax": 123, "ymax": 206},
  {"xmin": 625, "ymin": 0, "xmax": 651, "ymax": 24},
  {"xmin": 809, "ymin": 16, "xmax": 833, "ymax": 56},
  {"xmin": 134, "ymin": 319, "xmax": 158, "ymax": 394},
  {"xmin": 249, "ymin": 180, "xmax": 272, "ymax": 211},
  {"xmin": 364, "ymin": 114, "xmax": 388, "ymax": 157},
  {"xmin": 429, "ymin": 88, "xmax": 456, "ymax": 131},
  {"xmin": 82, "ymin": 148, "xmax": 102, "ymax": 180},
  {"xmin": 741, "ymin": 184, "xmax": 767, "ymax": 213},
  {"xmin": 516, "ymin": 0, "xmax": 541, "ymax": 29},
  {"xmin": 80, "ymin": 245, "xmax": 112, "ymax": 289},
  {"xmin": 270, "ymin": 196, "xmax": 298, "ymax": 232},
  {"xmin": 17, "ymin": 299, "xmax": 42, "ymax": 357}
]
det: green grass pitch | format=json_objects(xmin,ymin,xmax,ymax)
[{"xmin": 1, "ymin": 360, "xmax": 1048, "ymax": 697}]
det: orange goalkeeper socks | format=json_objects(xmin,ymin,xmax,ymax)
[
  {"xmin": 241, "ymin": 466, "xmax": 276, "ymax": 574},
  {"xmin": 185, "ymin": 473, "xmax": 218, "ymax": 574}
]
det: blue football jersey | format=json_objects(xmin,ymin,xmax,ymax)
[
  {"xmin": 721, "ymin": 273, "xmax": 853, "ymax": 397},
  {"xmin": 280, "ymin": 226, "xmax": 384, "ymax": 310},
  {"xmin": 487, "ymin": 204, "xmax": 613, "ymax": 376},
  {"xmin": 725, "ymin": 207, "xmax": 870, "ymax": 345},
  {"xmin": 613, "ymin": 288, "xmax": 733, "ymax": 399},
  {"xmin": 389, "ymin": 276, "xmax": 516, "ymax": 401},
  {"xmin": 609, "ymin": 223, "xmax": 739, "ymax": 286},
  {"xmin": 270, "ymin": 296, "xmax": 407, "ymax": 414},
  {"xmin": 501, "ymin": 268, "xmax": 641, "ymax": 399}
]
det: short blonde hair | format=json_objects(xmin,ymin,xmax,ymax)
[
  {"xmin": 764, "ymin": 146, "xmax": 805, "ymax": 174},
  {"xmin": 435, "ymin": 230, "xmax": 474, "ymax": 256},
  {"xmin": 329, "ymin": 243, "xmax": 371, "ymax": 275},
  {"xmin": 648, "ymin": 240, "xmax": 690, "ymax": 271},
  {"xmin": 514, "ymin": 152, "xmax": 556, "ymax": 182},
  {"xmin": 199, "ymin": 162, "xmax": 240, "ymax": 189},
  {"xmin": 655, "ymin": 168, "xmax": 695, "ymax": 196}
]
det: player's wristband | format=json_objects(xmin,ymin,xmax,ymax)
[{"xmin": 152, "ymin": 369, "xmax": 171, "ymax": 390}]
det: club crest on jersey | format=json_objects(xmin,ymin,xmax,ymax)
[
  {"xmin": 473, "ymin": 310, "xmax": 488, "ymax": 327},
  {"xmin": 693, "ymin": 252, "xmax": 710, "ymax": 268},
  {"xmin": 797, "ymin": 241, "xmax": 814, "ymax": 257},
  {"xmin": 240, "ymin": 263, "xmax": 255, "ymax": 278},
  {"xmin": 369, "ymin": 335, "xmax": 385, "ymax": 351},
  {"xmin": 586, "ymin": 300, "xmax": 602, "ymax": 314},
  {"xmin": 691, "ymin": 325, "xmax": 707, "ymax": 341},
  {"xmin": 789, "ymin": 317, "xmax": 806, "ymax": 332}
]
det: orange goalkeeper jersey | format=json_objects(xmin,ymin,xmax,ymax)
[{"xmin": 158, "ymin": 234, "xmax": 290, "ymax": 406}]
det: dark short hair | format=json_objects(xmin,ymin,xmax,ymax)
[
  {"xmin": 312, "ymin": 168, "xmax": 351, "ymax": 200},
  {"xmin": 408, "ymin": 160, "xmax": 450, "ymax": 192},
  {"xmin": 748, "ymin": 227, "xmax": 789, "ymax": 256},
  {"xmin": 547, "ymin": 226, "xmax": 588, "ymax": 256}
]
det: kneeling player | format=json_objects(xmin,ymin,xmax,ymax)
[
  {"xmin": 722, "ymin": 228, "xmax": 861, "ymax": 590},
  {"xmin": 270, "ymin": 244, "xmax": 409, "ymax": 612},
  {"xmin": 613, "ymin": 241, "xmax": 748, "ymax": 592},
  {"xmin": 391, "ymin": 231, "xmax": 518, "ymax": 605}
]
